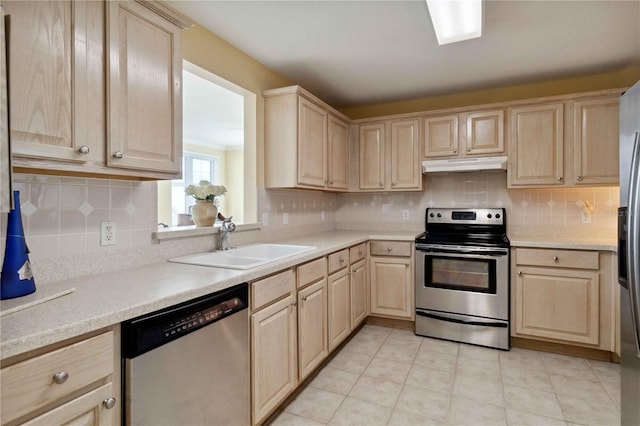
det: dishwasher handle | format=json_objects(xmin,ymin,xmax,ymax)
[{"xmin": 121, "ymin": 283, "xmax": 248, "ymax": 359}]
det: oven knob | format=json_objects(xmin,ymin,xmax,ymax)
[
  {"xmin": 487, "ymin": 214, "xmax": 492, "ymax": 219},
  {"xmin": 496, "ymin": 214, "xmax": 501, "ymax": 219},
  {"xmin": 436, "ymin": 213, "xmax": 441, "ymax": 218},
  {"xmin": 429, "ymin": 213, "xmax": 434, "ymax": 218}
]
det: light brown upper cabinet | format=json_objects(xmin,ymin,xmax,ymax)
[
  {"xmin": 8, "ymin": 0, "xmax": 191, "ymax": 180},
  {"xmin": 358, "ymin": 119, "xmax": 421, "ymax": 191},
  {"xmin": 508, "ymin": 103, "xmax": 564, "ymax": 187},
  {"xmin": 6, "ymin": 1, "xmax": 99, "ymax": 164},
  {"xmin": 573, "ymin": 97, "xmax": 620, "ymax": 185},
  {"xmin": 508, "ymin": 93, "xmax": 621, "ymax": 188},
  {"xmin": 423, "ymin": 110, "xmax": 504, "ymax": 159},
  {"xmin": 106, "ymin": 1, "xmax": 184, "ymax": 175},
  {"xmin": 264, "ymin": 86, "xmax": 350, "ymax": 191}
]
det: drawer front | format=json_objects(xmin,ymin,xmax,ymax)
[
  {"xmin": 1, "ymin": 331, "xmax": 115, "ymax": 424},
  {"xmin": 297, "ymin": 257, "xmax": 327, "ymax": 289},
  {"xmin": 328, "ymin": 249, "xmax": 349, "ymax": 274},
  {"xmin": 515, "ymin": 248, "xmax": 599, "ymax": 270},
  {"xmin": 370, "ymin": 240, "xmax": 412, "ymax": 257},
  {"xmin": 349, "ymin": 243, "xmax": 366, "ymax": 264},
  {"xmin": 251, "ymin": 269, "xmax": 295, "ymax": 310}
]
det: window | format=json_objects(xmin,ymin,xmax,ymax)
[
  {"xmin": 171, "ymin": 152, "xmax": 220, "ymax": 225},
  {"xmin": 157, "ymin": 61, "xmax": 257, "ymax": 228}
]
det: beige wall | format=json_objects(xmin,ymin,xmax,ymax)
[
  {"xmin": 340, "ymin": 63, "xmax": 640, "ymax": 119},
  {"xmin": 225, "ymin": 149, "xmax": 244, "ymax": 222}
]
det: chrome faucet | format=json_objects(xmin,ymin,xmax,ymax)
[{"xmin": 219, "ymin": 216, "xmax": 236, "ymax": 251}]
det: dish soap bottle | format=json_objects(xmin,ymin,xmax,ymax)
[{"xmin": 1, "ymin": 190, "xmax": 36, "ymax": 299}]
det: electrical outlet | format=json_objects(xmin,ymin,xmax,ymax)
[
  {"xmin": 580, "ymin": 210, "xmax": 592, "ymax": 224},
  {"xmin": 402, "ymin": 210, "xmax": 410, "ymax": 220},
  {"xmin": 321, "ymin": 211, "xmax": 326, "ymax": 222},
  {"xmin": 283, "ymin": 212, "xmax": 289, "ymax": 225},
  {"xmin": 100, "ymin": 221, "xmax": 116, "ymax": 246},
  {"xmin": 262, "ymin": 212, "xmax": 269, "ymax": 227}
]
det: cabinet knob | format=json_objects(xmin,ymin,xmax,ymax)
[
  {"xmin": 553, "ymin": 256, "xmax": 559, "ymax": 262},
  {"xmin": 453, "ymin": 149, "xmax": 458, "ymax": 154},
  {"xmin": 387, "ymin": 247, "xmax": 392, "ymax": 252},
  {"xmin": 576, "ymin": 176, "xmax": 583, "ymax": 182},
  {"xmin": 359, "ymin": 251, "xmax": 363, "ymax": 257},
  {"xmin": 302, "ymin": 296, "xmax": 308, "ymax": 302},
  {"xmin": 329, "ymin": 181, "xmax": 333, "ymax": 185},
  {"xmin": 77, "ymin": 145, "xmax": 90, "ymax": 154},
  {"xmin": 103, "ymin": 397, "xmax": 117, "ymax": 410},
  {"xmin": 339, "ymin": 258, "xmax": 345, "ymax": 265},
  {"xmin": 391, "ymin": 182, "xmax": 396, "ymax": 186},
  {"xmin": 379, "ymin": 182, "xmax": 384, "ymax": 187},
  {"xmin": 466, "ymin": 147, "xmax": 471, "ymax": 152},
  {"xmin": 405, "ymin": 262, "xmax": 409, "ymax": 267},
  {"xmin": 291, "ymin": 301, "xmax": 297, "ymax": 308},
  {"xmin": 53, "ymin": 371, "xmax": 69, "ymax": 384},
  {"xmin": 112, "ymin": 151, "xmax": 124, "ymax": 159},
  {"xmin": 517, "ymin": 271, "xmax": 522, "ymax": 275},
  {"xmin": 558, "ymin": 176, "xmax": 563, "ymax": 182}
]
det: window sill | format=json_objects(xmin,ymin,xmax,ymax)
[{"xmin": 152, "ymin": 222, "xmax": 262, "ymax": 241}]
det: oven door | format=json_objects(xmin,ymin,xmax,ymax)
[{"xmin": 415, "ymin": 244, "xmax": 509, "ymax": 320}]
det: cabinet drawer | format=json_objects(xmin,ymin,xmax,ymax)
[
  {"xmin": 515, "ymin": 248, "xmax": 599, "ymax": 270},
  {"xmin": 251, "ymin": 269, "xmax": 295, "ymax": 311},
  {"xmin": 1, "ymin": 331, "xmax": 114, "ymax": 424},
  {"xmin": 349, "ymin": 243, "xmax": 366, "ymax": 264},
  {"xmin": 328, "ymin": 249, "xmax": 349, "ymax": 274},
  {"xmin": 297, "ymin": 257, "xmax": 327, "ymax": 289},
  {"xmin": 370, "ymin": 241, "xmax": 412, "ymax": 257}
]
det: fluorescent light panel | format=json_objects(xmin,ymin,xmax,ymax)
[{"xmin": 426, "ymin": 0, "xmax": 483, "ymax": 45}]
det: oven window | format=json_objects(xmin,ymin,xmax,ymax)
[{"xmin": 425, "ymin": 256, "xmax": 496, "ymax": 294}]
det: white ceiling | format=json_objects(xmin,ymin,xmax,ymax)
[{"xmin": 169, "ymin": 0, "xmax": 640, "ymax": 108}]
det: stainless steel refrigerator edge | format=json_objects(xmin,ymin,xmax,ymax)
[{"xmin": 620, "ymin": 80, "xmax": 640, "ymax": 426}]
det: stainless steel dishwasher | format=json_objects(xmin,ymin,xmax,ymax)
[{"xmin": 121, "ymin": 283, "xmax": 249, "ymax": 425}]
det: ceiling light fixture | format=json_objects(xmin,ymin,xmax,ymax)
[{"xmin": 426, "ymin": 0, "xmax": 483, "ymax": 45}]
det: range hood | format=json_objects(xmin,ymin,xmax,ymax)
[{"xmin": 422, "ymin": 156, "xmax": 508, "ymax": 174}]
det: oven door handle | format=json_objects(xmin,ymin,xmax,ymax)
[
  {"xmin": 416, "ymin": 246, "xmax": 508, "ymax": 257},
  {"xmin": 416, "ymin": 310, "xmax": 508, "ymax": 328}
]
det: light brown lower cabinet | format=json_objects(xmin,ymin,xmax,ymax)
[
  {"xmin": 0, "ymin": 329, "xmax": 119, "ymax": 426},
  {"xmin": 298, "ymin": 279, "xmax": 328, "ymax": 380},
  {"xmin": 250, "ymin": 270, "xmax": 298, "ymax": 425},
  {"xmin": 512, "ymin": 247, "xmax": 616, "ymax": 351},
  {"xmin": 369, "ymin": 241, "xmax": 414, "ymax": 319},
  {"xmin": 328, "ymin": 267, "xmax": 351, "ymax": 351},
  {"xmin": 350, "ymin": 259, "xmax": 367, "ymax": 328}
]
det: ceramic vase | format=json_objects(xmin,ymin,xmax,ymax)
[
  {"xmin": 1, "ymin": 191, "xmax": 36, "ymax": 299},
  {"xmin": 191, "ymin": 200, "xmax": 218, "ymax": 227}
]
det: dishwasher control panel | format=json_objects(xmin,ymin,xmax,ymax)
[
  {"xmin": 121, "ymin": 283, "xmax": 248, "ymax": 358},
  {"xmin": 165, "ymin": 297, "xmax": 244, "ymax": 338}
]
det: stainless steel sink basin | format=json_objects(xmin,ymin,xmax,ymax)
[{"xmin": 168, "ymin": 244, "xmax": 316, "ymax": 270}]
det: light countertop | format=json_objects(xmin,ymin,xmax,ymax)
[
  {"xmin": 0, "ymin": 230, "xmax": 418, "ymax": 360},
  {"xmin": 509, "ymin": 236, "xmax": 618, "ymax": 252}
]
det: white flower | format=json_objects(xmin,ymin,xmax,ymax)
[{"xmin": 185, "ymin": 180, "xmax": 227, "ymax": 200}]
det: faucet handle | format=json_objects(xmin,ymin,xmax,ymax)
[
  {"xmin": 223, "ymin": 216, "xmax": 233, "ymax": 223},
  {"xmin": 227, "ymin": 222, "xmax": 236, "ymax": 232}
]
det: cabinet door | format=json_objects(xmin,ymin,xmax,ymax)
[
  {"xmin": 508, "ymin": 103, "xmax": 564, "ymax": 186},
  {"xmin": 106, "ymin": 1, "xmax": 182, "ymax": 173},
  {"xmin": 390, "ymin": 119, "xmax": 421, "ymax": 190},
  {"xmin": 350, "ymin": 260, "xmax": 367, "ymax": 330},
  {"xmin": 359, "ymin": 123, "xmax": 385, "ymax": 190},
  {"xmin": 573, "ymin": 97, "xmax": 619, "ymax": 185},
  {"xmin": 328, "ymin": 269, "xmax": 351, "ymax": 351},
  {"xmin": 423, "ymin": 114, "xmax": 458, "ymax": 158},
  {"xmin": 21, "ymin": 383, "xmax": 115, "ymax": 426},
  {"xmin": 370, "ymin": 256, "xmax": 413, "ymax": 319},
  {"xmin": 514, "ymin": 266, "xmax": 599, "ymax": 345},
  {"xmin": 298, "ymin": 98, "xmax": 327, "ymax": 187},
  {"xmin": 252, "ymin": 295, "xmax": 298, "ymax": 424},
  {"xmin": 298, "ymin": 279, "xmax": 328, "ymax": 380},
  {"xmin": 465, "ymin": 110, "xmax": 505, "ymax": 155},
  {"xmin": 6, "ymin": 1, "xmax": 93, "ymax": 163},
  {"xmin": 327, "ymin": 115, "xmax": 349, "ymax": 190}
]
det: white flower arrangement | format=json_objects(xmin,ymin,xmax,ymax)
[{"xmin": 185, "ymin": 180, "xmax": 227, "ymax": 201}]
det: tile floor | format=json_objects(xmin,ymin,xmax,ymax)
[{"xmin": 271, "ymin": 325, "xmax": 621, "ymax": 426}]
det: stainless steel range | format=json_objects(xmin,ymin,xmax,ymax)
[{"xmin": 415, "ymin": 208, "xmax": 510, "ymax": 350}]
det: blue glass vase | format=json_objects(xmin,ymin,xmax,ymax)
[{"xmin": 1, "ymin": 190, "xmax": 36, "ymax": 299}]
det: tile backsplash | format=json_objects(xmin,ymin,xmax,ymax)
[{"xmin": 0, "ymin": 172, "xmax": 619, "ymax": 284}]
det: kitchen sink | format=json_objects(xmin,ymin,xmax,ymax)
[{"xmin": 168, "ymin": 243, "xmax": 316, "ymax": 270}]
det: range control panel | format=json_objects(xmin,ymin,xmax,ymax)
[{"xmin": 426, "ymin": 208, "xmax": 505, "ymax": 226}]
